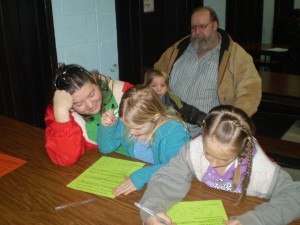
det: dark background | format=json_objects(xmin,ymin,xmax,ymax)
[{"xmin": 0, "ymin": 0, "xmax": 294, "ymax": 129}]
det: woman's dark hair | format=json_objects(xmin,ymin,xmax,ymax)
[
  {"xmin": 54, "ymin": 63, "xmax": 100, "ymax": 94},
  {"xmin": 53, "ymin": 63, "xmax": 114, "ymax": 118}
]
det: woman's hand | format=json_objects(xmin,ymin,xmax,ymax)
[
  {"xmin": 113, "ymin": 176, "xmax": 137, "ymax": 196},
  {"xmin": 101, "ymin": 109, "xmax": 117, "ymax": 126},
  {"xmin": 224, "ymin": 219, "xmax": 243, "ymax": 225},
  {"xmin": 53, "ymin": 90, "xmax": 73, "ymax": 122},
  {"xmin": 145, "ymin": 213, "xmax": 175, "ymax": 225}
]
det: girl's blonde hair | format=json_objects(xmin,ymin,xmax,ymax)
[
  {"xmin": 143, "ymin": 69, "xmax": 169, "ymax": 89},
  {"xmin": 202, "ymin": 105, "xmax": 255, "ymax": 204},
  {"xmin": 119, "ymin": 85, "xmax": 184, "ymax": 144}
]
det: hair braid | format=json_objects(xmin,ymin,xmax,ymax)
[
  {"xmin": 230, "ymin": 120, "xmax": 254, "ymax": 204},
  {"xmin": 237, "ymin": 136, "xmax": 254, "ymax": 204}
]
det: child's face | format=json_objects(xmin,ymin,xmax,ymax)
[
  {"xmin": 126, "ymin": 121, "xmax": 155, "ymax": 141},
  {"xmin": 149, "ymin": 77, "xmax": 168, "ymax": 100},
  {"xmin": 203, "ymin": 137, "xmax": 238, "ymax": 168}
]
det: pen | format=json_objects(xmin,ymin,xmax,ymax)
[
  {"xmin": 111, "ymin": 103, "xmax": 118, "ymax": 116},
  {"xmin": 55, "ymin": 198, "xmax": 96, "ymax": 211},
  {"xmin": 134, "ymin": 202, "xmax": 170, "ymax": 225}
]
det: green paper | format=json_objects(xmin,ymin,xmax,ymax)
[
  {"xmin": 167, "ymin": 200, "xmax": 228, "ymax": 225},
  {"xmin": 67, "ymin": 156, "xmax": 145, "ymax": 198}
]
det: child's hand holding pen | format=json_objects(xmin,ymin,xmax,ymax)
[
  {"xmin": 101, "ymin": 104, "xmax": 117, "ymax": 126},
  {"xmin": 135, "ymin": 202, "xmax": 174, "ymax": 225},
  {"xmin": 145, "ymin": 214, "xmax": 175, "ymax": 225}
]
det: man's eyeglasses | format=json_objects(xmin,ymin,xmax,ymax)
[
  {"xmin": 191, "ymin": 21, "xmax": 213, "ymax": 32},
  {"xmin": 54, "ymin": 65, "xmax": 83, "ymax": 89}
]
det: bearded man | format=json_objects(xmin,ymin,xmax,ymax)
[{"xmin": 154, "ymin": 6, "xmax": 261, "ymax": 138}]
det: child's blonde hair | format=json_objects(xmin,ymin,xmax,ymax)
[
  {"xmin": 119, "ymin": 85, "xmax": 184, "ymax": 144},
  {"xmin": 143, "ymin": 69, "xmax": 169, "ymax": 89},
  {"xmin": 202, "ymin": 105, "xmax": 256, "ymax": 204}
]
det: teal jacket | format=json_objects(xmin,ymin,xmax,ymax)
[{"xmin": 97, "ymin": 118, "xmax": 190, "ymax": 190}]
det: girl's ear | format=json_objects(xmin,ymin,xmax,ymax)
[{"xmin": 152, "ymin": 113, "xmax": 160, "ymax": 122}]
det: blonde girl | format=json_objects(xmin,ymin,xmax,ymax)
[
  {"xmin": 144, "ymin": 69, "xmax": 206, "ymax": 128},
  {"xmin": 97, "ymin": 85, "xmax": 190, "ymax": 196}
]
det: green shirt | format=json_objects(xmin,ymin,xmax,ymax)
[{"xmin": 85, "ymin": 85, "xmax": 126, "ymax": 155}]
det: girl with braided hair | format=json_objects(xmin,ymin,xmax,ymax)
[{"xmin": 139, "ymin": 105, "xmax": 300, "ymax": 225}]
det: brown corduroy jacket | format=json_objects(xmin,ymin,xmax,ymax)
[{"xmin": 154, "ymin": 29, "xmax": 262, "ymax": 117}]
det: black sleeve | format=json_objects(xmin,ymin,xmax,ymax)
[{"xmin": 177, "ymin": 101, "xmax": 206, "ymax": 126}]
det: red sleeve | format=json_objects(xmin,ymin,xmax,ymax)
[
  {"xmin": 44, "ymin": 104, "xmax": 94, "ymax": 166},
  {"xmin": 122, "ymin": 82, "xmax": 133, "ymax": 92}
]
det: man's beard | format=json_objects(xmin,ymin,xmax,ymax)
[{"xmin": 191, "ymin": 33, "xmax": 216, "ymax": 54}]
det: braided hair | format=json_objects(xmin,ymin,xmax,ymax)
[{"xmin": 202, "ymin": 105, "xmax": 256, "ymax": 204}]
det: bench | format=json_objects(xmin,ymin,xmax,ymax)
[{"xmin": 255, "ymin": 135, "xmax": 300, "ymax": 169}]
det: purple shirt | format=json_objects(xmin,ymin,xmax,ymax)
[{"xmin": 202, "ymin": 146, "xmax": 257, "ymax": 193}]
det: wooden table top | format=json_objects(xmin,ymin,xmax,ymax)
[
  {"xmin": 260, "ymin": 71, "xmax": 300, "ymax": 99},
  {"xmin": 240, "ymin": 42, "xmax": 289, "ymax": 55},
  {"xmin": 0, "ymin": 115, "xmax": 299, "ymax": 225}
]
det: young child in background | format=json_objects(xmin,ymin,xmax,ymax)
[
  {"xmin": 139, "ymin": 105, "xmax": 300, "ymax": 225},
  {"xmin": 45, "ymin": 63, "xmax": 132, "ymax": 166},
  {"xmin": 97, "ymin": 85, "xmax": 190, "ymax": 196},
  {"xmin": 143, "ymin": 69, "xmax": 206, "ymax": 128}
]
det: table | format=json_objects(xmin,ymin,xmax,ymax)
[
  {"xmin": 1, "ymin": 115, "xmax": 299, "ymax": 225},
  {"xmin": 241, "ymin": 42, "xmax": 289, "ymax": 72},
  {"xmin": 260, "ymin": 71, "xmax": 300, "ymax": 99},
  {"xmin": 259, "ymin": 71, "xmax": 300, "ymax": 119},
  {"xmin": 255, "ymin": 135, "xmax": 300, "ymax": 169},
  {"xmin": 241, "ymin": 43, "xmax": 288, "ymax": 54},
  {"xmin": 255, "ymin": 71, "xmax": 300, "ymax": 167}
]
